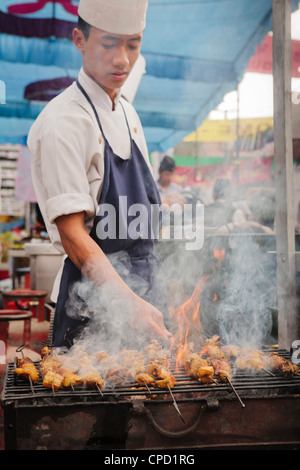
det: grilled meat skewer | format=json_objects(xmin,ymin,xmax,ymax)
[
  {"xmin": 43, "ymin": 370, "xmax": 64, "ymax": 391},
  {"xmin": 268, "ymin": 353, "xmax": 299, "ymax": 377},
  {"xmin": 13, "ymin": 357, "xmax": 39, "ymax": 384}
]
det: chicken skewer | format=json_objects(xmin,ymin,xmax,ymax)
[
  {"xmin": 13, "ymin": 345, "xmax": 39, "ymax": 393},
  {"xmin": 40, "ymin": 344, "xmax": 105, "ymax": 395},
  {"xmin": 225, "ymin": 346, "xmax": 299, "ymax": 377},
  {"xmin": 187, "ymin": 354, "xmax": 215, "ymax": 384},
  {"xmin": 199, "ymin": 336, "xmax": 246, "ymax": 408},
  {"xmin": 81, "ymin": 369, "xmax": 104, "ymax": 395},
  {"xmin": 267, "ymin": 353, "xmax": 299, "ymax": 377},
  {"xmin": 92, "ymin": 349, "xmax": 151, "ymax": 394},
  {"xmin": 56, "ymin": 347, "xmax": 105, "ymax": 395},
  {"xmin": 199, "ymin": 336, "xmax": 232, "ymax": 383},
  {"xmin": 39, "ymin": 347, "xmax": 87, "ymax": 394},
  {"xmin": 121, "ymin": 345, "xmax": 184, "ymax": 422},
  {"xmin": 178, "ymin": 343, "xmax": 215, "ymax": 384},
  {"xmin": 153, "ymin": 362, "xmax": 184, "ymax": 422},
  {"xmin": 116, "ymin": 345, "xmax": 170, "ymax": 393},
  {"xmin": 39, "ymin": 348, "xmax": 64, "ymax": 394},
  {"xmin": 140, "ymin": 343, "xmax": 185, "ymax": 422},
  {"xmin": 43, "ymin": 369, "xmax": 64, "ymax": 395},
  {"xmin": 93, "ymin": 344, "xmax": 180, "ymax": 413}
]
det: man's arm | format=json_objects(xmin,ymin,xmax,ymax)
[{"xmin": 55, "ymin": 211, "xmax": 172, "ymax": 343}]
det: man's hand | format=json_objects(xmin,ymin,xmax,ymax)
[
  {"xmin": 128, "ymin": 295, "xmax": 173, "ymax": 344},
  {"xmin": 55, "ymin": 211, "xmax": 172, "ymax": 343}
]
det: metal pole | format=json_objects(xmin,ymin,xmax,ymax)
[{"xmin": 272, "ymin": 0, "xmax": 299, "ymax": 349}]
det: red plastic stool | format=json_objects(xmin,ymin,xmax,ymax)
[
  {"xmin": 0, "ymin": 310, "xmax": 33, "ymax": 349},
  {"xmin": 2, "ymin": 290, "xmax": 47, "ymax": 322}
]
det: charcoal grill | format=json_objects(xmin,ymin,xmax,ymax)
[{"xmin": 1, "ymin": 349, "xmax": 300, "ymax": 450}]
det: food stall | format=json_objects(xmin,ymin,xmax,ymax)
[{"xmin": 1, "ymin": 0, "xmax": 300, "ymax": 452}]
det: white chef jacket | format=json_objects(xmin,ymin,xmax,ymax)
[
  {"xmin": 28, "ymin": 67, "xmax": 151, "ymax": 252},
  {"xmin": 27, "ymin": 68, "xmax": 151, "ymax": 300},
  {"xmin": 156, "ymin": 181, "xmax": 183, "ymax": 198}
]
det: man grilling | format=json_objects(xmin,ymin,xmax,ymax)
[{"xmin": 27, "ymin": 0, "xmax": 172, "ymax": 348}]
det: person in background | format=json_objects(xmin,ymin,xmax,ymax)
[
  {"xmin": 205, "ymin": 178, "xmax": 248, "ymax": 228},
  {"xmin": 156, "ymin": 156, "xmax": 186, "ymax": 208},
  {"xmin": 247, "ymin": 137, "xmax": 300, "ymax": 232}
]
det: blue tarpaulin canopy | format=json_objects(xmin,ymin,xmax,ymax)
[{"xmin": 0, "ymin": 0, "xmax": 298, "ymax": 153}]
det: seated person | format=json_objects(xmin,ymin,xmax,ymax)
[
  {"xmin": 205, "ymin": 178, "xmax": 247, "ymax": 228},
  {"xmin": 156, "ymin": 156, "xmax": 186, "ymax": 208}
]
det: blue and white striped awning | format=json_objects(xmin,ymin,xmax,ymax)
[{"xmin": 0, "ymin": 0, "xmax": 298, "ymax": 152}]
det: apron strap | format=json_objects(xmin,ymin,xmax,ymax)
[
  {"xmin": 76, "ymin": 79, "xmax": 107, "ymax": 144},
  {"xmin": 76, "ymin": 79, "xmax": 133, "ymax": 155}
]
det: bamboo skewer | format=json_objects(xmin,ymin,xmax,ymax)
[
  {"xmin": 263, "ymin": 368, "xmax": 275, "ymax": 377},
  {"xmin": 28, "ymin": 375, "xmax": 34, "ymax": 393},
  {"xmin": 51, "ymin": 380, "xmax": 55, "ymax": 397},
  {"xmin": 28, "ymin": 376, "xmax": 35, "ymax": 394},
  {"xmin": 144, "ymin": 382, "xmax": 152, "ymax": 394},
  {"xmin": 96, "ymin": 384, "xmax": 104, "ymax": 396},
  {"xmin": 209, "ymin": 377, "xmax": 219, "ymax": 385},
  {"xmin": 167, "ymin": 383, "xmax": 185, "ymax": 423},
  {"xmin": 226, "ymin": 377, "xmax": 245, "ymax": 408}
]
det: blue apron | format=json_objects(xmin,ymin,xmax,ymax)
[{"xmin": 52, "ymin": 80, "xmax": 167, "ymax": 347}]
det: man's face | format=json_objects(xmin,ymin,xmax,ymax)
[
  {"xmin": 73, "ymin": 26, "xmax": 142, "ymax": 100},
  {"xmin": 159, "ymin": 170, "xmax": 174, "ymax": 186}
]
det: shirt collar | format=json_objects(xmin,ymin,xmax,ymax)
[{"xmin": 78, "ymin": 68, "xmax": 121, "ymax": 112}]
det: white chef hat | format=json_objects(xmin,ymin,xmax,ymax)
[{"xmin": 78, "ymin": 0, "xmax": 148, "ymax": 35}]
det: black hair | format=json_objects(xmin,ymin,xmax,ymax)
[
  {"xmin": 77, "ymin": 15, "xmax": 92, "ymax": 40},
  {"xmin": 159, "ymin": 156, "xmax": 176, "ymax": 172}
]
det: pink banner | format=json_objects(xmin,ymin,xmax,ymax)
[
  {"xmin": 7, "ymin": 0, "xmax": 78, "ymax": 16},
  {"xmin": 247, "ymin": 35, "xmax": 300, "ymax": 78},
  {"xmin": 172, "ymin": 157, "xmax": 273, "ymax": 190}
]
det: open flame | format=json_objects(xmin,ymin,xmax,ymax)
[
  {"xmin": 169, "ymin": 247, "xmax": 227, "ymax": 369},
  {"xmin": 213, "ymin": 248, "xmax": 225, "ymax": 261},
  {"xmin": 169, "ymin": 275, "xmax": 209, "ymax": 370}
]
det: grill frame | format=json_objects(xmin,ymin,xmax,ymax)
[{"xmin": 2, "ymin": 349, "xmax": 300, "ymax": 450}]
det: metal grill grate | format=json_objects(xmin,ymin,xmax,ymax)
[{"xmin": 2, "ymin": 349, "xmax": 300, "ymax": 405}]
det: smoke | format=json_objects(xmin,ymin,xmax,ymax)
[
  {"xmin": 200, "ymin": 233, "xmax": 277, "ymax": 349},
  {"xmin": 60, "ymin": 195, "xmax": 278, "ymax": 358},
  {"xmin": 64, "ymin": 251, "xmax": 166, "ymax": 356}
]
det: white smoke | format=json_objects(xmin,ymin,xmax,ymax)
[
  {"xmin": 64, "ymin": 251, "xmax": 167, "ymax": 356},
  {"xmin": 200, "ymin": 233, "xmax": 277, "ymax": 349}
]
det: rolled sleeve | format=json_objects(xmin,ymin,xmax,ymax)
[{"xmin": 46, "ymin": 193, "xmax": 95, "ymax": 223}]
